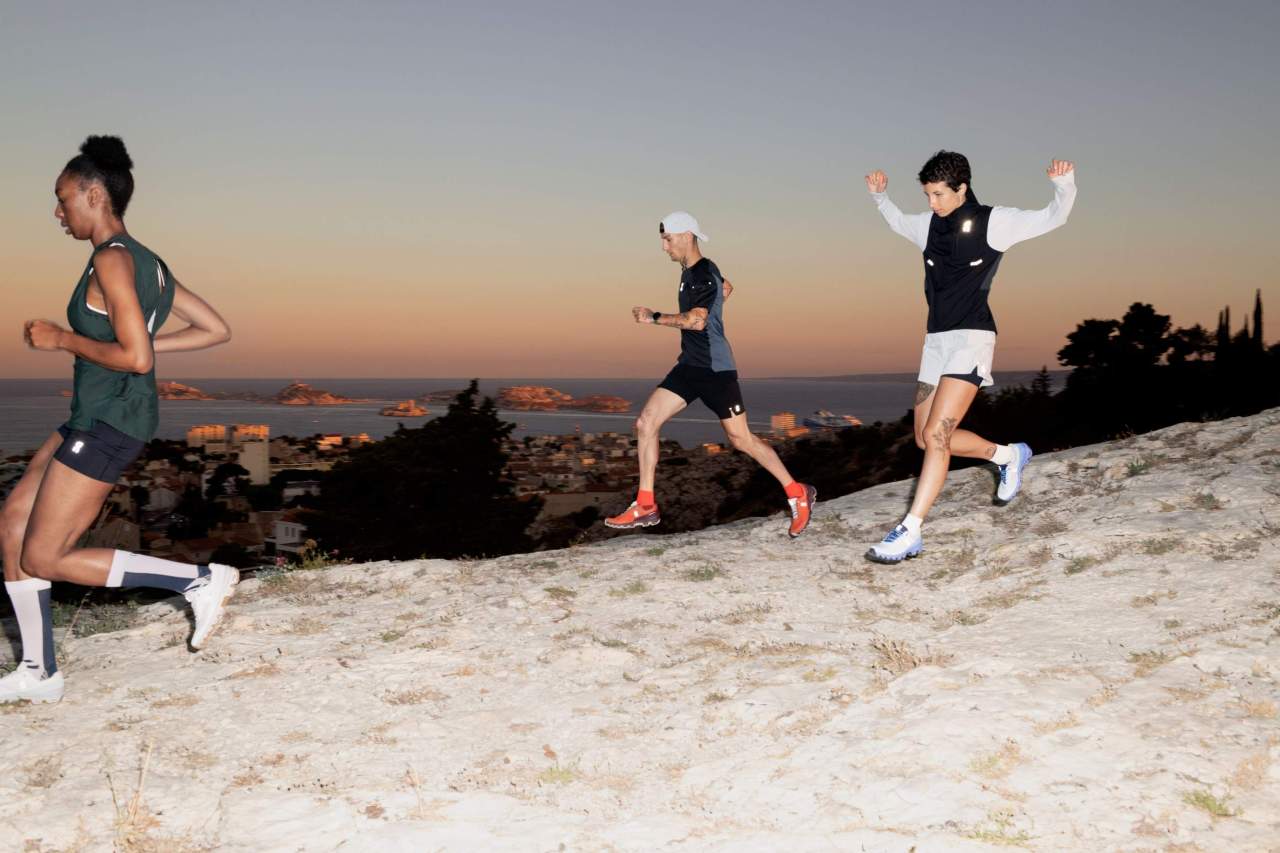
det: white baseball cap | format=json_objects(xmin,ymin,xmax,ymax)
[{"xmin": 659, "ymin": 211, "xmax": 709, "ymax": 242}]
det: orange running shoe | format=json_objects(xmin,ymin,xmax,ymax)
[
  {"xmin": 787, "ymin": 484, "xmax": 817, "ymax": 538},
  {"xmin": 604, "ymin": 502, "xmax": 661, "ymax": 530}
]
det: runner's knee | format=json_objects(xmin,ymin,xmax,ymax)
[
  {"xmin": 19, "ymin": 540, "xmax": 58, "ymax": 580},
  {"xmin": 914, "ymin": 430, "xmax": 928, "ymax": 451},
  {"xmin": 635, "ymin": 413, "xmax": 658, "ymax": 437},
  {"xmin": 926, "ymin": 418, "xmax": 956, "ymax": 453},
  {"xmin": 0, "ymin": 508, "xmax": 27, "ymax": 555},
  {"xmin": 726, "ymin": 432, "xmax": 753, "ymax": 453}
]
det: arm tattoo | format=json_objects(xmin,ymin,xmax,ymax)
[
  {"xmin": 915, "ymin": 382, "xmax": 936, "ymax": 406},
  {"xmin": 657, "ymin": 309, "xmax": 708, "ymax": 331}
]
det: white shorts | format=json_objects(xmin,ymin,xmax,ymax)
[{"xmin": 918, "ymin": 329, "xmax": 996, "ymax": 388}]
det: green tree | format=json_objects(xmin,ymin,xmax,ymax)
[
  {"xmin": 205, "ymin": 463, "xmax": 251, "ymax": 501},
  {"xmin": 305, "ymin": 381, "xmax": 542, "ymax": 561}
]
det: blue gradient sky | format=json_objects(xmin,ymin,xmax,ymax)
[{"xmin": 1, "ymin": 1, "xmax": 1276, "ymax": 377}]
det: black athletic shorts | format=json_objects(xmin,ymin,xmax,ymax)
[
  {"xmin": 658, "ymin": 364, "xmax": 745, "ymax": 420},
  {"xmin": 54, "ymin": 421, "xmax": 145, "ymax": 484}
]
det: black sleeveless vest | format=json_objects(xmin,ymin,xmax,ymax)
[{"xmin": 922, "ymin": 190, "xmax": 1002, "ymax": 334}]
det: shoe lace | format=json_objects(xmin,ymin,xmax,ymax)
[
  {"xmin": 882, "ymin": 524, "xmax": 906, "ymax": 543},
  {"xmin": 183, "ymin": 575, "xmax": 210, "ymax": 597},
  {"xmin": 999, "ymin": 464, "xmax": 1009, "ymax": 485}
]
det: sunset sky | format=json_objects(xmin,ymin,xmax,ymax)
[{"xmin": 2, "ymin": 1, "xmax": 1276, "ymax": 378}]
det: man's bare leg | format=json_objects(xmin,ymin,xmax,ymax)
[
  {"xmin": 605, "ymin": 388, "xmax": 687, "ymax": 529},
  {"xmin": 720, "ymin": 412, "xmax": 817, "ymax": 537}
]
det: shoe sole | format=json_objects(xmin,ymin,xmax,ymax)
[
  {"xmin": 864, "ymin": 546, "xmax": 923, "ymax": 565},
  {"xmin": 604, "ymin": 518, "xmax": 661, "ymax": 530},
  {"xmin": 0, "ymin": 675, "xmax": 65, "ymax": 705},
  {"xmin": 788, "ymin": 485, "xmax": 818, "ymax": 538},
  {"xmin": 0, "ymin": 689, "xmax": 64, "ymax": 705},
  {"xmin": 994, "ymin": 446, "xmax": 1034, "ymax": 506},
  {"xmin": 191, "ymin": 568, "xmax": 240, "ymax": 651}
]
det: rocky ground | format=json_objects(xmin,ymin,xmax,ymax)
[{"xmin": 2, "ymin": 409, "xmax": 1278, "ymax": 852}]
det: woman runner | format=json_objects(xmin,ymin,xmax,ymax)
[{"xmin": 1, "ymin": 136, "xmax": 237, "ymax": 704}]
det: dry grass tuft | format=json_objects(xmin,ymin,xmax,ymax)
[
  {"xmin": 1240, "ymin": 699, "xmax": 1277, "ymax": 719},
  {"xmin": 608, "ymin": 580, "xmax": 648, "ymax": 598},
  {"xmin": 150, "ymin": 693, "xmax": 199, "ymax": 709},
  {"xmin": 1032, "ymin": 712, "xmax": 1079, "ymax": 735},
  {"xmin": 229, "ymin": 661, "xmax": 281, "ymax": 680},
  {"xmin": 1131, "ymin": 589, "xmax": 1178, "ymax": 608},
  {"xmin": 1229, "ymin": 752, "xmax": 1271, "ymax": 790},
  {"xmin": 1129, "ymin": 647, "xmax": 1194, "ymax": 677},
  {"xmin": 1033, "ymin": 518, "xmax": 1069, "ymax": 537},
  {"xmin": 23, "ymin": 755, "xmax": 63, "ymax": 788},
  {"xmin": 870, "ymin": 637, "xmax": 953, "ymax": 676},
  {"xmin": 969, "ymin": 740, "xmax": 1024, "ymax": 780},
  {"xmin": 284, "ymin": 616, "xmax": 327, "ymax": 636},
  {"xmin": 383, "ymin": 686, "xmax": 447, "ymax": 706}
]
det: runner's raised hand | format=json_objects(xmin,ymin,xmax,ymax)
[
  {"xmin": 1046, "ymin": 159, "xmax": 1075, "ymax": 179},
  {"xmin": 865, "ymin": 170, "xmax": 888, "ymax": 193}
]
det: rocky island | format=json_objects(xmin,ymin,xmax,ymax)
[
  {"xmin": 379, "ymin": 400, "xmax": 429, "ymax": 417},
  {"xmin": 273, "ymin": 382, "xmax": 360, "ymax": 406},
  {"xmin": 158, "ymin": 381, "xmax": 215, "ymax": 401},
  {"xmin": 497, "ymin": 386, "xmax": 630, "ymax": 413},
  {"xmin": 152, "ymin": 381, "xmax": 364, "ymax": 405}
]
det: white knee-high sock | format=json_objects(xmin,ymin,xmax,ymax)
[
  {"xmin": 107, "ymin": 551, "xmax": 210, "ymax": 595},
  {"xmin": 5, "ymin": 579, "xmax": 57, "ymax": 677}
]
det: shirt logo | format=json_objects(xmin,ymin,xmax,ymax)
[
  {"xmin": 680, "ymin": 282, "xmax": 685, "ymax": 292},
  {"xmin": 962, "ymin": 220, "xmax": 973, "ymax": 233},
  {"xmin": 71, "ymin": 440, "xmax": 85, "ymax": 454}
]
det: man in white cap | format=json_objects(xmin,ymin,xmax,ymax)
[{"xmin": 604, "ymin": 211, "xmax": 816, "ymax": 538}]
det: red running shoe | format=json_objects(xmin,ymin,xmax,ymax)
[
  {"xmin": 787, "ymin": 484, "xmax": 817, "ymax": 538},
  {"xmin": 604, "ymin": 502, "xmax": 661, "ymax": 530}
]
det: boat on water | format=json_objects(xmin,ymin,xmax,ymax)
[{"xmin": 802, "ymin": 410, "xmax": 863, "ymax": 429}]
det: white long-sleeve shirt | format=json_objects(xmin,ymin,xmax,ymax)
[{"xmin": 870, "ymin": 171, "xmax": 1077, "ymax": 253}]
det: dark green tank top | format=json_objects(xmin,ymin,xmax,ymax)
[{"xmin": 65, "ymin": 234, "xmax": 175, "ymax": 441}]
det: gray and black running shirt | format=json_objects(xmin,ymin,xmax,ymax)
[{"xmin": 676, "ymin": 258, "xmax": 736, "ymax": 372}]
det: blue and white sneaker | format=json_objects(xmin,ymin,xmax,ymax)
[
  {"xmin": 865, "ymin": 524, "xmax": 923, "ymax": 564},
  {"xmin": 995, "ymin": 442, "xmax": 1033, "ymax": 505}
]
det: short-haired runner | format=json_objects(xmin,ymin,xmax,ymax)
[
  {"xmin": 604, "ymin": 211, "xmax": 816, "ymax": 537},
  {"xmin": 1, "ymin": 136, "xmax": 237, "ymax": 704},
  {"xmin": 863, "ymin": 152, "xmax": 1077, "ymax": 563}
]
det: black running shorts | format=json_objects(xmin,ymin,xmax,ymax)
[
  {"xmin": 658, "ymin": 364, "xmax": 745, "ymax": 420},
  {"xmin": 54, "ymin": 421, "xmax": 145, "ymax": 484}
]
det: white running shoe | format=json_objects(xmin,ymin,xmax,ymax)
[
  {"xmin": 865, "ymin": 523, "xmax": 923, "ymax": 564},
  {"xmin": 996, "ymin": 442, "xmax": 1034, "ymax": 504},
  {"xmin": 185, "ymin": 563, "xmax": 239, "ymax": 650},
  {"xmin": 0, "ymin": 665, "xmax": 65, "ymax": 704}
]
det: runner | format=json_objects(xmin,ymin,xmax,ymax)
[
  {"xmin": 1, "ymin": 136, "xmax": 236, "ymax": 704},
  {"xmin": 604, "ymin": 211, "xmax": 816, "ymax": 537},
  {"xmin": 863, "ymin": 152, "xmax": 1077, "ymax": 563}
]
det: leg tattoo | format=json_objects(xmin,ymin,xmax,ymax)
[
  {"xmin": 930, "ymin": 417, "xmax": 958, "ymax": 452},
  {"xmin": 915, "ymin": 382, "xmax": 936, "ymax": 406}
]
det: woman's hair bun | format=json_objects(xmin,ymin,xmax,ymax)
[{"xmin": 80, "ymin": 135, "xmax": 133, "ymax": 172}]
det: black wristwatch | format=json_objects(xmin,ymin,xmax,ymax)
[{"xmin": 652, "ymin": 312, "xmax": 662, "ymax": 324}]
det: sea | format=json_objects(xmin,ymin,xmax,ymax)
[{"xmin": 0, "ymin": 372, "xmax": 1063, "ymax": 457}]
